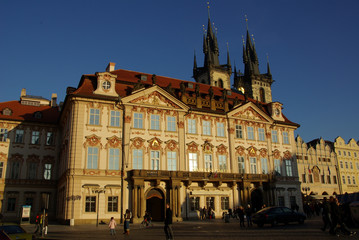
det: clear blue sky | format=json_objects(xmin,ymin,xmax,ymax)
[{"xmin": 1, "ymin": 0, "xmax": 358, "ymax": 143}]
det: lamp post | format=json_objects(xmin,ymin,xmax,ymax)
[
  {"xmin": 302, "ymin": 187, "xmax": 310, "ymax": 203},
  {"xmin": 92, "ymin": 188, "xmax": 105, "ymax": 227}
]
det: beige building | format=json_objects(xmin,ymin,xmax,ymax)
[
  {"xmin": 0, "ymin": 90, "xmax": 60, "ymax": 221},
  {"xmin": 295, "ymin": 137, "xmax": 340, "ymax": 200},
  {"xmin": 0, "ymin": 14, "xmax": 303, "ymax": 224},
  {"xmin": 334, "ymin": 137, "xmax": 359, "ymax": 194}
]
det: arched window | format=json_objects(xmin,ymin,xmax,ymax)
[
  {"xmin": 259, "ymin": 88, "xmax": 266, "ymax": 102},
  {"xmin": 218, "ymin": 79, "xmax": 224, "ymax": 88}
]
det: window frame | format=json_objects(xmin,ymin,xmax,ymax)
[
  {"xmin": 133, "ymin": 112, "xmax": 144, "ymax": 129},
  {"xmin": 216, "ymin": 122, "xmax": 225, "ymax": 137},
  {"xmin": 87, "ymin": 146, "xmax": 99, "ymax": 169},
  {"xmin": 110, "ymin": 110, "xmax": 121, "ymax": 127},
  {"xmin": 202, "ymin": 120, "xmax": 211, "ymax": 136},
  {"xmin": 258, "ymin": 128, "xmax": 265, "ymax": 141},
  {"xmin": 89, "ymin": 108, "xmax": 100, "ymax": 125},
  {"xmin": 133, "ymin": 149, "xmax": 143, "ymax": 170},
  {"xmin": 150, "ymin": 114, "xmax": 160, "ymax": 130}
]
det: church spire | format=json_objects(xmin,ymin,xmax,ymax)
[{"xmin": 243, "ymin": 17, "xmax": 260, "ymax": 76}]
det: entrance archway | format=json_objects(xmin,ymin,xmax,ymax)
[
  {"xmin": 250, "ymin": 188, "xmax": 263, "ymax": 212},
  {"xmin": 146, "ymin": 188, "xmax": 165, "ymax": 221}
]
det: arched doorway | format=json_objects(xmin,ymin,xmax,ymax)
[
  {"xmin": 250, "ymin": 188, "xmax": 263, "ymax": 212},
  {"xmin": 146, "ymin": 188, "xmax": 165, "ymax": 221}
]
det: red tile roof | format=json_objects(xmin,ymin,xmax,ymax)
[
  {"xmin": 0, "ymin": 101, "xmax": 60, "ymax": 124},
  {"xmin": 70, "ymin": 68, "xmax": 298, "ymax": 126}
]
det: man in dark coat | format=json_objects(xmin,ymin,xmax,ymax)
[
  {"xmin": 164, "ymin": 203, "xmax": 174, "ymax": 240},
  {"xmin": 321, "ymin": 197, "xmax": 331, "ymax": 232}
]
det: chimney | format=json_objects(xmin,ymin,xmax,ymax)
[
  {"xmin": 21, "ymin": 88, "xmax": 26, "ymax": 98},
  {"xmin": 51, "ymin": 93, "xmax": 57, "ymax": 107},
  {"xmin": 106, "ymin": 62, "xmax": 116, "ymax": 72}
]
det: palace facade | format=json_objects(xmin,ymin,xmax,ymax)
[{"xmin": 0, "ymin": 14, "xmax": 305, "ymax": 224}]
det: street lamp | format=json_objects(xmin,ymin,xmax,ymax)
[
  {"xmin": 92, "ymin": 188, "xmax": 106, "ymax": 227},
  {"xmin": 302, "ymin": 187, "xmax": 310, "ymax": 203}
]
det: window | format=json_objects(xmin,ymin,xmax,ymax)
[
  {"xmin": 258, "ymin": 128, "xmax": 265, "ymax": 141},
  {"xmin": 188, "ymin": 119, "xmax": 196, "ymax": 134},
  {"xmin": 340, "ymin": 161, "xmax": 343, "ymax": 168},
  {"xmin": 250, "ymin": 157, "xmax": 257, "ymax": 174},
  {"xmin": 202, "ymin": 121, "xmax": 211, "ymax": 135},
  {"xmin": 217, "ymin": 123, "xmax": 225, "ymax": 137},
  {"xmin": 344, "ymin": 151, "xmax": 347, "ymax": 156},
  {"xmin": 290, "ymin": 196, "xmax": 297, "ymax": 208},
  {"xmin": 221, "ymin": 197, "xmax": 229, "ymax": 210},
  {"xmin": 89, "ymin": 108, "xmax": 100, "ymax": 125},
  {"xmin": 309, "ymin": 174, "xmax": 313, "ymax": 183},
  {"xmin": 15, "ymin": 130, "xmax": 24, "ymax": 143},
  {"xmin": 190, "ymin": 197, "xmax": 200, "ymax": 211},
  {"xmin": 357, "ymin": 162, "xmax": 359, "ymax": 170},
  {"xmin": 219, "ymin": 155, "xmax": 226, "ymax": 172},
  {"xmin": 46, "ymin": 132, "xmax": 54, "ymax": 145},
  {"xmin": 150, "ymin": 114, "xmax": 160, "ymax": 130},
  {"xmin": 133, "ymin": 112, "xmax": 143, "ymax": 129},
  {"xmin": 353, "ymin": 176, "xmax": 356, "ymax": 185},
  {"xmin": 110, "ymin": 111, "xmax": 120, "ymax": 127},
  {"xmin": 285, "ymin": 160, "xmax": 293, "ymax": 176},
  {"xmin": 28, "ymin": 162, "xmax": 37, "ymax": 179},
  {"xmin": 333, "ymin": 176, "xmax": 337, "ymax": 184},
  {"xmin": 11, "ymin": 162, "xmax": 20, "ymax": 179},
  {"xmin": 278, "ymin": 196, "xmax": 285, "ymax": 207},
  {"xmin": 238, "ymin": 156, "xmax": 245, "ymax": 174},
  {"xmin": 204, "ymin": 154, "xmax": 213, "ymax": 171},
  {"xmin": 108, "ymin": 196, "xmax": 118, "ymax": 212},
  {"xmin": 7, "ymin": 198, "xmax": 16, "ymax": 212},
  {"xmin": 167, "ymin": 116, "xmax": 176, "ymax": 132},
  {"xmin": 167, "ymin": 151, "xmax": 177, "ymax": 171},
  {"xmin": 189, "ymin": 197, "xmax": 200, "ymax": 212},
  {"xmin": 350, "ymin": 162, "xmax": 353, "ymax": 169},
  {"xmin": 345, "ymin": 162, "xmax": 348, "ymax": 169},
  {"xmin": 87, "ymin": 147, "xmax": 99, "ymax": 169},
  {"xmin": 109, "ymin": 148, "xmax": 120, "ymax": 170},
  {"xmin": 342, "ymin": 176, "xmax": 346, "ymax": 184},
  {"xmin": 189, "ymin": 153, "xmax": 198, "ymax": 171},
  {"xmin": 85, "ymin": 196, "xmax": 96, "ymax": 212},
  {"xmin": 283, "ymin": 131, "xmax": 289, "ymax": 144},
  {"xmin": 44, "ymin": 163, "xmax": 52, "ymax": 180},
  {"xmin": 0, "ymin": 129, "xmax": 8, "ymax": 142},
  {"xmin": 247, "ymin": 126, "xmax": 254, "ymax": 140},
  {"xmin": 327, "ymin": 175, "xmax": 331, "ymax": 184},
  {"xmin": 31, "ymin": 131, "xmax": 40, "ymax": 144},
  {"xmin": 302, "ymin": 174, "xmax": 306, "ymax": 183},
  {"xmin": 0, "ymin": 162, "xmax": 3, "ymax": 178},
  {"xmin": 271, "ymin": 130, "xmax": 278, "ymax": 143},
  {"xmin": 235, "ymin": 125, "xmax": 243, "ymax": 138},
  {"xmin": 206, "ymin": 197, "xmax": 215, "ymax": 210},
  {"xmin": 151, "ymin": 151, "xmax": 160, "ymax": 170},
  {"xmin": 321, "ymin": 175, "xmax": 325, "ymax": 184},
  {"xmin": 261, "ymin": 158, "xmax": 268, "ymax": 174},
  {"xmin": 348, "ymin": 152, "xmax": 351, "ymax": 157},
  {"xmin": 133, "ymin": 149, "xmax": 143, "ymax": 169},
  {"xmin": 348, "ymin": 176, "xmax": 351, "ymax": 184},
  {"xmin": 274, "ymin": 159, "xmax": 281, "ymax": 175}
]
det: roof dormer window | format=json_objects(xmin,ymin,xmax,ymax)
[
  {"xmin": 2, "ymin": 108, "xmax": 12, "ymax": 116},
  {"xmin": 34, "ymin": 111, "xmax": 42, "ymax": 119}
]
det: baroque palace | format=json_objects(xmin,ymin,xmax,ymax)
[{"xmin": 1, "ymin": 13, "xmax": 336, "ymax": 224}]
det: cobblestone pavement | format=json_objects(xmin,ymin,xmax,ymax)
[{"xmin": 21, "ymin": 216, "xmax": 358, "ymax": 240}]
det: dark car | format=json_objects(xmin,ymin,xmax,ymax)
[{"xmin": 252, "ymin": 206, "xmax": 306, "ymax": 227}]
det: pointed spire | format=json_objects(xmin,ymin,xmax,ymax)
[
  {"xmin": 226, "ymin": 42, "xmax": 231, "ymax": 67},
  {"xmin": 193, "ymin": 50, "xmax": 197, "ymax": 69},
  {"xmin": 266, "ymin": 53, "xmax": 272, "ymax": 76}
]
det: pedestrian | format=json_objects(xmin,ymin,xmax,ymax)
[
  {"xmin": 124, "ymin": 209, "xmax": 131, "ymax": 235},
  {"xmin": 164, "ymin": 203, "xmax": 174, "ymax": 240},
  {"xmin": 202, "ymin": 206, "xmax": 206, "ymax": 220},
  {"xmin": 44, "ymin": 213, "xmax": 49, "ymax": 235},
  {"xmin": 34, "ymin": 213, "xmax": 41, "ymax": 234},
  {"xmin": 109, "ymin": 217, "xmax": 117, "ymax": 236},
  {"xmin": 238, "ymin": 206, "xmax": 245, "ymax": 228},
  {"xmin": 245, "ymin": 204, "xmax": 252, "ymax": 227},
  {"xmin": 320, "ymin": 197, "xmax": 331, "ymax": 232}
]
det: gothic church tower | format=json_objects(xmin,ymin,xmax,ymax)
[{"xmin": 193, "ymin": 9, "xmax": 232, "ymax": 90}]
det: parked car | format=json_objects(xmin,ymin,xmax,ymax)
[
  {"xmin": 0, "ymin": 223, "xmax": 35, "ymax": 240},
  {"xmin": 252, "ymin": 206, "xmax": 306, "ymax": 227}
]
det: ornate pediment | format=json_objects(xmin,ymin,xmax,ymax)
[
  {"xmin": 165, "ymin": 140, "xmax": 178, "ymax": 151},
  {"xmin": 216, "ymin": 144, "xmax": 227, "ymax": 155},
  {"xmin": 235, "ymin": 146, "xmax": 245, "ymax": 156},
  {"xmin": 186, "ymin": 141, "xmax": 199, "ymax": 152},
  {"xmin": 84, "ymin": 135, "xmax": 101, "ymax": 147},
  {"xmin": 283, "ymin": 150, "xmax": 292, "ymax": 160},
  {"xmin": 247, "ymin": 146, "xmax": 258, "ymax": 157},
  {"xmin": 130, "ymin": 91, "xmax": 180, "ymax": 108},
  {"xmin": 202, "ymin": 141, "xmax": 214, "ymax": 154},
  {"xmin": 130, "ymin": 137, "xmax": 145, "ymax": 149},
  {"xmin": 233, "ymin": 106, "xmax": 267, "ymax": 121},
  {"xmin": 106, "ymin": 136, "xmax": 122, "ymax": 148},
  {"xmin": 148, "ymin": 137, "xmax": 162, "ymax": 150}
]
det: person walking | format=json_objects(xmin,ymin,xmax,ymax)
[
  {"xmin": 202, "ymin": 206, "xmax": 206, "ymax": 220},
  {"xmin": 124, "ymin": 209, "xmax": 131, "ymax": 235},
  {"xmin": 320, "ymin": 197, "xmax": 331, "ymax": 232},
  {"xmin": 245, "ymin": 204, "xmax": 253, "ymax": 227},
  {"xmin": 238, "ymin": 206, "xmax": 245, "ymax": 228},
  {"xmin": 44, "ymin": 213, "xmax": 49, "ymax": 235},
  {"xmin": 34, "ymin": 213, "xmax": 41, "ymax": 234},
  {"xmin": 109, "ymin": 217, "xmax": 117, "ymax": 236},
  {"xmin": 164, "ymin": 203, "xmax": 174, "ymax": 240}
]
